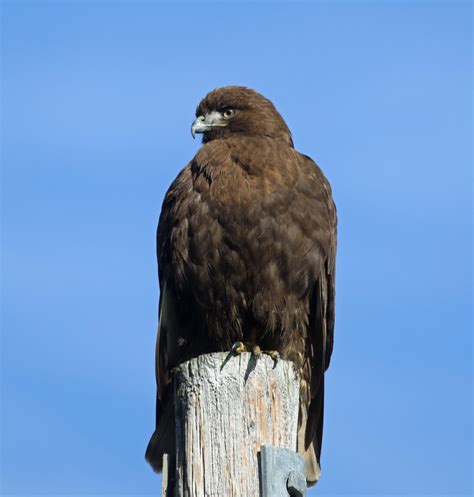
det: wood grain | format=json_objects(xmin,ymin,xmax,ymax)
[{"xmin": 167, "ymin": 352, "xmax": 300, "ymax": 497}]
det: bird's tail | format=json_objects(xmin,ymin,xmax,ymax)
[
  {"xmin": 145, "ymin": 392, "xmax": 175, "ymax": 472},
  {"xmin": 297, "ymin": 378, "xmax": 324, "ymax": 486}
]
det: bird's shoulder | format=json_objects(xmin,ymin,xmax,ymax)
[
  {"xmin": 294, "ymin": 152, "xmax": 337, "ymax": 218},
  {"xmin": 191, "ymin": 138, "xmax": 319, "ymax": 196},
  {"xmin": 160, "ymin": 141, "xmax": 336, "ymax": 220}
]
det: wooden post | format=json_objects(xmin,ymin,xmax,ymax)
[{"xmin": 164, "ymin": 352, "xmax": 301, "ymax": 497}]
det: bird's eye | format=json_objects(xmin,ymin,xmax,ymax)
[{"xmin": 221, "ymin": 108, "xmax": 235, "ymax": 119}]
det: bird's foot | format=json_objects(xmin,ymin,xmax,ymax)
[
  {"xmin": 231, "ymin": 341, "xmax": 248, "ymax": 355},
  {"xmin": 231, "ymin": 342, "xmax": 264, "ymax": 358},
  {"xmin": 252, "ymin": 345, "xmax": 262, "ymax": 357},
  {"xmin": 262, "ymin": 349, "xmax": 280, "ymax": 365}
]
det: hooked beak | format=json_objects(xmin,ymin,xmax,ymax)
[
  {"xmin": 191, "ymin": 111, "xmax": 228, "ymax": 139},
  {"xmin": 191, "ymin": 116, "xmax": 208, "ymax": 139}
]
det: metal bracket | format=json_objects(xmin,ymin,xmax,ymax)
[{"xmin": 260, "ymin": 445, "xmax": 307, "ymax": 497}]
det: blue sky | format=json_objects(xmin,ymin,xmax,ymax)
[{"xmin": 1, "ymin": 1, "xmax": 472, "ymax": 496}]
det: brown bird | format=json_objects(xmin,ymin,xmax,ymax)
[{"xmin": 145, "ymin": 86, "xmax": 337, "ymax": 485}]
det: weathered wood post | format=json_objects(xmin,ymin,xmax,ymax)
[{"xmin": 162, "ymin": 352, "xmax": 303, "ymax": 497}]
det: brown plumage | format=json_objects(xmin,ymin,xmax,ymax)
[{"xmin": 145, "ymin": 86, "xmax": 337, "ymax": 485}]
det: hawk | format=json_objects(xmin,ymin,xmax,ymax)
[{"xmin": 146, "ymin": 86, "xmax": 337, "ymax": 485}]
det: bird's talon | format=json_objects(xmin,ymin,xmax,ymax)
[
  {"xmin": 262, "ymin": 350, "xmax": 280, "ymax": 363},
  {"xmin": 252, "ymin": 345, "xmax": 262, "ymax": 357},
  {"xmin": 231, "ymin": 341, "xmax": 247, "ymax": 355},
  {"xmin": 270, "ymin": 351, "xmax": 280, "ymax": 361}
]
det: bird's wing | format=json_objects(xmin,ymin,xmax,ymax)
[
  {"xmin": 146, "ymin": 165, "xmax": 193, "ymax": 472},
  {"xmin": 305, "ymin": 256, "xmax": 336, "ymax": 456},
  {"xmin": 154, "ymin": 164, "xmax": 195, "ymax": 397},
  {"xmin": 295, "ymin": 153, "xmax": 337, "ymax": 484}
]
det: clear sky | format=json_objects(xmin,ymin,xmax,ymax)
[{"xmin": 1, "ymin": 1, "xmax": 472, "ymax": 496}]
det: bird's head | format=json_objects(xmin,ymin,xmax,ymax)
[{"xmin": 191, "ymin": 86, "xmax": 293, "ymax": 147}]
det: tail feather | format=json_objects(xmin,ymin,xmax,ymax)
[
  {"xmin": 298, "ymin": 377, "xmax": 324, "ymax": 487},
  {"xmin": 145, "ymin": 393, "xmax": 175, "ymax": 472}
]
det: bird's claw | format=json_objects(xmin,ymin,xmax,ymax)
[
  {"xmin": 252, "ymin": 345, "xmax": 261, "ymax": 357},
  {"xmin": 231, "ymin": 342, "xmax": 262, "ymax": 357},
  {"xmin": 231, "ymin": 341, "xmax": 247, "ymax": 355},
  {"xmin": 231, "ymin": 342, "xmax": 279, "ymax": 363},
  {"xmin": 262, "ymin": 350, "xmax": 280, "ymax": 364}
]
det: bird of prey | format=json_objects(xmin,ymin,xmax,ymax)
[{"xmin": 145, "ymin": 86, "xmax": 337, "ymax": 485}]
